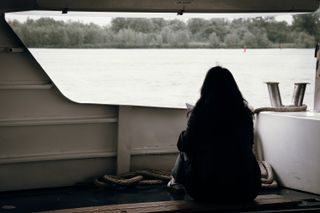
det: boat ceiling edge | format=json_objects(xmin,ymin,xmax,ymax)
[{"xmin": 1, "ymin": 0, "xmax": 319, "ymax": 14}]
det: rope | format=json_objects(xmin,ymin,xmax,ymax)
[
  {"xmin": 259, "ymin": 161, "xmax": 278, "ymax": 189},
  {"xmin": 134, "ymin": 170, "xmax": 171, "ymax": 181},
  {"xmin": 95, "ymin": 169, "xmax": 171, "ymax": 187},
  {"xmin": 95, "ymin": 162, "xmax": 277, "ymax": 189},
  {"xmin": 103, "ymin": 175, "xmax": 144, "ymax": 186},
  {"xmin": 253, "ymin": 105, "xmax": 307, "ymax": 114}
]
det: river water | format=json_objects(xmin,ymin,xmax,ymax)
[{"xmin": 30, "ymin": 48, "xmax": 316, "ymax": 109}]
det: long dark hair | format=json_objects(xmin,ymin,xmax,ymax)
[{"xmin": 193, "ymin": 66, "xmax": 250, "ymax": 118}]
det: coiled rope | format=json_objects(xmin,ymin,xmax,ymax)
[
  {"xmin": 259, "ymin": 161, "xmax": 278, "ymax": 188},
  {"xmin": 95, "ymin": 162, "xmax": 277, "ymax": 189},
  {"xmin": 95, "ymin": 169, "xmax": 171, "ymax": 187}
]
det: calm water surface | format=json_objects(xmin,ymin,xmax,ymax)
[{"xmin": 30, "ymin": 48, "xmax": 316, "ymax": 109}]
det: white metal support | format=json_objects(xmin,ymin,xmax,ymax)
[
  {"xmin": 314, "ymin": 43, "xmax": 320, "ymax": 111},
  {"xmin": 117, "ymin": 106, "xmax": 132, "ymax": 175}
]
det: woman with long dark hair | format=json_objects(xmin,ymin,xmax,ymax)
[{"xmin": 168, "ymin": 66, "xmax": 261, "ymax": 203}]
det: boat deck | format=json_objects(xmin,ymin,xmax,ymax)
[{"xmin": 1, "ymin": 185, "xmax": 320, "ymax": 212}]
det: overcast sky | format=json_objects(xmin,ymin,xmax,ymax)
[{"xmin": 5, "ymin": 11, "xmax": 295, "ymax": 26}]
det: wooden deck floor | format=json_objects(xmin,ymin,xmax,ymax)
[
  {"xmin": 2, "ymin": 186, "xmax": 320, "ymax": 212},
  {"xmin": 40, "ymin": 194, "xmax": 298, "ymax": 213}
]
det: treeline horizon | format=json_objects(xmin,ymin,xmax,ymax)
[{"xmin": 8, "ymin": 11, "xmax": 320, "ymax": 49}]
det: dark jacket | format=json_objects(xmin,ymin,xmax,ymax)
[{"xmin": 177, "ymin": 102, "xmax": 261, "ymax": 202}]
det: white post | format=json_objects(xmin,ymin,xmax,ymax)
[
  {"xmin": 117, "ymin": 106, "xmax": 132, "ymax": 175},
  {"xmin": 314, "ymin": 43, "xmax": 320, "ymax": 111}
]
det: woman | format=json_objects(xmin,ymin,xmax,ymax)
[{"xmin": 168, "ymin": 66, "xmax": 261, "ymax": 203}]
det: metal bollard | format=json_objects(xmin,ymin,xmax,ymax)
[
  {"xmin": 292, "ymin": 83, "xmax": 309, "ymax": 106},
  {"xmin": 266, "ymin": 82, "xmax": 283, "ymax": 107}
]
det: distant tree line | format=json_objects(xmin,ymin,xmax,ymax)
[{"xmin": 8, "ymin": 11, "xmax": 320, "ymax": 48}]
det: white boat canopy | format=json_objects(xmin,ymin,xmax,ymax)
[{"xmin": 1, "ymin": 0, "xmax": 319, "ymax": 13}]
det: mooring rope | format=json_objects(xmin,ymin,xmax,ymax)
[
  {"xmin": 95, "ymin": 161, "xmax": 277, "ymax": 189},
  {"xmin": 253, "ymin": 105, "xmax": 307, "ymax": 114},
  {"xmin": 95, "ymin": 169, "xmax": 171, "ymax": 187},
  {"xmin": 259, "ymin": 161, "xmax": 278, "ymax": 188}
]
